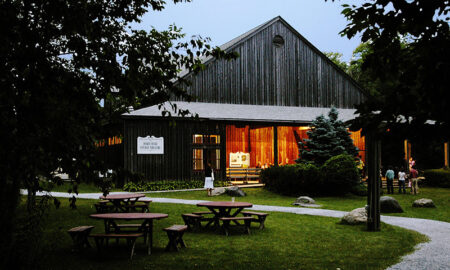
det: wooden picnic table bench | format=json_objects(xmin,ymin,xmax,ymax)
[
  {"xmin": 99, "ymin": 193, "xmax": 146, "ymax": 212},
  {"xmin": 67, "ymin": 226, "xmax": 94, "ymax": 250},
  {"xmin": 89, "ymin": 233, "xmax": 144, "ymax": 260},
  {"xmin": 181, "ymin": 213, "xmax": 203, "ymax": 231},
  {"xmin": 219, "ymin": 216, "xmax": 253, "ymax": 236},
  {"xmin": 241, "ymin": 211, "xmax": 269, "ymax": 229},
  {"xmin": 196, "ymin": 201, "xmax": 253, "ymax": 229},
  {"xmin": 89, "ymin": 212, "xmax": 168, "ymax": 255},
  {"xmin": 163, "ymin": 225, "xmax": 188, "ymax": 251}
]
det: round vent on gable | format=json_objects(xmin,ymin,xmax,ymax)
[{"xmin": 273, "ymin": 35, "xmax": 285, "ymax": 47}]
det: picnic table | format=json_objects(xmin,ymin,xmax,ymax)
[
  {"xmin": 99, "ymin": 193, "xmax": 147, "ymax": 212},
  {"xmin": 89, "ymin": 212, "xmax": 168, "ymax": 255},
  {"xmin": 196, "ymin": 201, "xmax": 253, "ymax": 228}
]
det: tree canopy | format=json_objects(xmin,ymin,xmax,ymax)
[
  {"xmin": 338, "ymin": 0, "xmax": 450, "ymax": 139},
  {"xmin": 0, "ymin": 1, "xmax": 235, "ymax": 267}
]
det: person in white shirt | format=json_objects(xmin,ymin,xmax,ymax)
[{"xmin": 398, "ymin": 167, "xmax": 407, "ymax": 194}]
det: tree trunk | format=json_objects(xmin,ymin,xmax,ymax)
[{"xmin": 366, "ymin": 133, "xmax": 381, "ymax": 231}]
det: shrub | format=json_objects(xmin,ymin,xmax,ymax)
[
  {"xmin": 262, "ymin": 154, "xmax": 361, "ymax": 196},
  {"xmin": 123, "ymin": 179, "xmax": 229, "ymax": 192},
  {"xmin": 321, "ymin": 154, "xmax": 360, "ymax": 195},
  {"xmin": 261, "ymin": 163, "xmax": 322, "ymax": 196},
  {"xmin": 423, "ymin": 168, "xmax": 450, "ymax": 188},
  {"xmin": 350, "ymin": 183, "xmax": 368, "ymax": 196}
]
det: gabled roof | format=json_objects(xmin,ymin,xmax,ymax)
[
  {"xmin": 123, "ymin": 101, "xmax": 358, "ymax": 124},
  {"xmin": 179, "ymin": 16, "xmax": 365, "ymax": 95}
]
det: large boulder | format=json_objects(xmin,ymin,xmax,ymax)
[
  {"xmin": 341, "ymin": 207, "xmax": 367, "ymax": 225},
  {"xmin": 380, "ymin": 196, "xmax": 404, "ymax": 213},
  {"xmin": 211, "ymin": 187, "xmax": 226, "ymax": 196},
  {"xmin": 226, "ymin": 186, "xmax": 246, "ymax": 197},
  {"xmin": 412, "ymin": 198, "xmax": 436, "ymax": 208}
]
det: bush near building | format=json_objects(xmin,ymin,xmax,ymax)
[
  {"xmin": 123, "ymin": 179, "xmax": 229, "ymax": 192},
  {"xmin": 322, "ymin": 154, "xmax": 361, "ymax": 195},
  {"xmin": 262, "ymin": 154, "xmax": 361, "ymax": 196},
  {"xmin": 423, "ymin": 169, "xmax": 450, "ymax": 188}
]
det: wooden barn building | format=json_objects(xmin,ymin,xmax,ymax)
[{"xmin": 121, "ymin": 16, "xmax": 367, "ymax": 182}]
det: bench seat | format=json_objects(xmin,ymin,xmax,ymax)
[
  {"xmin": 192, "ymin": 211, "xmax": 213, "ymax": 215},
  {"xmin": 219, "ymin": 216, "xmax": 253, "ymax": 236},
  {"xmin": 241, "ymin": 211, "xmax": 269, "ymax": 229},
  {"xmin": 182, "ymin": 213, "xmax": 203, "ymax": 231},
  {"xmin": 163, "ymin": 225, "xmax": 188, "ymax": 251},
  {"xmin": 67, "ymin": 225, "xmax": 94, "ymax": 250},
  {"xmin": 89, "ymin": 233, "xmax": 144, "ymax": 260},
  {"xmin": 123, "ymin": 204, "xmax": 150, "ymax": 213}
]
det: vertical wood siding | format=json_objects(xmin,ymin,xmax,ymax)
[
  {"xmin": 180, "ymin": 20, "xmax": 364, "ymax": 108},
  {"xmin": 123, "ymin": 119, "xmax": 225, "ymax": 181}
]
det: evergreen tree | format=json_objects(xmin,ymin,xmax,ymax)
[{"xmin": 297, "ymin": 107, "xmax": 359, "ymax": 165}]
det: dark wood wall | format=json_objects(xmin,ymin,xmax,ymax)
[
  {"xmin": 123, "ymin": 118, "xmax": 226, "ymax": 181},
  {"xmin": 181, "ymin": 19, "xmax": 364, "ymax": 108}
]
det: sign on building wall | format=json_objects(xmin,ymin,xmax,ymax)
[
  {"xmin": 229, "ymin": 152, "xmax": 250, "ymax": 168},
  {"xmin": 137, "ymin": 136, "xmax": 164, "ymax": 154}
]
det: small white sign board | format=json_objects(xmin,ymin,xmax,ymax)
[
  {"xmin": 137, "ymin": 136, "xmax": 164, "ymax": 154},
  {"xmin": 229, "ymin": 152, "xmax": 250, "ymax": 168}
]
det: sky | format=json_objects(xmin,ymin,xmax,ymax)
[{"xmin": 136, "ymin": 0, "xmax": 361, "ymax": 62}]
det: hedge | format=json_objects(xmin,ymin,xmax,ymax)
[
  {"xmin": 123, "ymin": 179, "xmax": 229, "ymax": 192},
  {"xmin": 423, "ymin": 168, "xmax": 450, "ymax": 188},
  {"xmin": 261, "ymin": 154, "xmax": 362, "ymax": 196}
]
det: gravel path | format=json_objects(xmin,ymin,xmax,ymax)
[{"xmin": 28, "ymin": 191, "xmax": 450, "ymax": 270}]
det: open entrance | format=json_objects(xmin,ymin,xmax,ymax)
[
  {"xmin": 225, "ymin": 124, "xmax": 366, "ymax": 183},
  {"xmin": 192, "ymin": 134, "xmax": 221, "ymax": 180}
]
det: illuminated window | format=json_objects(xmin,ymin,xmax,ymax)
[
  {"xmin": 192, "ymin": 134, "xmax": 221, "ymax": 170},
  {"xmin": 193, "ymin": 149, "xmax": 204, "ymax": 170},
  {"xmin": 192, "ymin": 134, "xmax": 220, "ymax": 145}
]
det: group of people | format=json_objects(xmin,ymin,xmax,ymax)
[{"xmin": 384, "ymin": 163, "xmax": 419, "ymax": 195}]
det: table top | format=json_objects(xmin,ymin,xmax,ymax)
[
  {"xmin": 99, "ymin": 193, "xmax": 146, "ymax": 200},
  {"xmin": 90, "ymin": 213, "xmax": 168, "ymax": 220},
  {"xmin": 197, "ymin": 201, "xmax": 253, "ymax": 208}
]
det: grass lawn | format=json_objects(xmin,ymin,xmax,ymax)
[
  {"xmin": 49, "ymin": 181, "xmax": 122, "ymax": 193},
  {"xmin": 147, "ymin": 187, "xmax": 450, "ymax": 223},
  {"xmin": 36, "ymin": 199, "xmax": 426, "ymax": 270},
  {"xmin": 49, "ymin": 182, "xmax": 450, "ymax": 222}
]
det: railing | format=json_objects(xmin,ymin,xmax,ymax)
[{"xmin": 226, "ymin": 168, "xmax": 262, "ymax": 183}]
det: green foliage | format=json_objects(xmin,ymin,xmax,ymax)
[
  {"xmin": 10, "ymin": 197, "xmax": 50, "ymax": 269},
  {"xmin": 262, "ymin": 154, "xmax": 360, "ymax": 196},
  {"xmin": 297, "ymin": 107, "xmax": 359, "ymax": 165},
  {"xmin": 340, "ymin": 1, "xmax": 450, "ymax": 139},
  {"xmin": 423, "ymin": 169, "xmax": 450, "ymax": 188},
  {"xmin": 347, "ymin": 42, "xmax": 378, "ymax": 94},
  {"xmin": 123, "ymin": 180, "xmax": 228, "ymax": 192},
  {"xmin": 323, "ymin": 51, "xmax": 349, "ymax": 72},
  {"xmin": 260, "ymin": 165, "xmax": 312, "ymax": 196},
  {"xmin": 0, "ymin": 0, "xmax": 237, "ymax": 268},
  {"xmin": 350, "ymin": 183, "xmax": 368, "ymax": 196},
  {"xmin": 322, "ymin": 154, "xmax": 361, "ymax": 195}
]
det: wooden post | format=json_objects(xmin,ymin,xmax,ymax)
[
  {"xmin": 445, "ymin": 142, "xmax": 449, "ymax": 168},
  {"xmin": 366, "ymin": 133, "xmax": 381, "ymax": 231},
  {"xmin": 273, "ymin": 126, "xmax": 278, "ymax": 166}
]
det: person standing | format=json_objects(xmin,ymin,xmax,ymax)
[
  {"xmin": 204, "ymin": 161, "xmax": 214, "ymax": 196},
  {"xmin": 385, "ymin": 166, "xmax": 395, "ymax": 194},
  {"xmin": 398, "ymin": 167, "xmax": 407, "ymax": 194},
  {"xmin": 410, "ymin": 165, "xmax": 419, "ymax": 195},
  {"xmin": 409, "ymin": 157, "xmax": 416, "ymax": 170}
]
